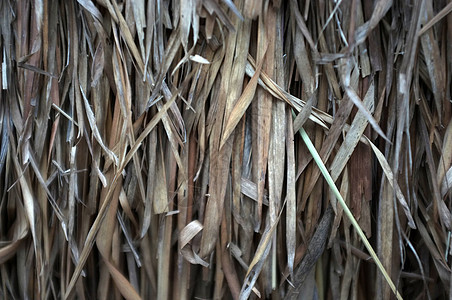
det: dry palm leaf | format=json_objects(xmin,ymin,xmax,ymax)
[{"xmin": 1, "ymin": 1, "xmax": 452, "ymax": 299}]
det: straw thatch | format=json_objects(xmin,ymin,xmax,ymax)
[{"xmin": 1, "ymin": 0, "xmax": 451, "ymax": 299}]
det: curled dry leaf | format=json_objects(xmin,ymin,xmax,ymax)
[
  {"xmin": 179, "ymin": 220, "xmax": 203, "ymax": 249},
  {"xmin": 179, "ymin": 220, "xmax": 209, "ymax": 267}
]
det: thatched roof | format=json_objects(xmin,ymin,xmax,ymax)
[{"xmin": 0, "ymin": 0, "xmax": 451, "ymax": 299}]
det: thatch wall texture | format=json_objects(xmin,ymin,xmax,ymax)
[{"xmin": 1, "ymin": 0, "xmax": 451, "ymax": 299}]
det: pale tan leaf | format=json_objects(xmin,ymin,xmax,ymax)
[
  {"xmin": 286, "ymin": 110, "xmax": 296, "ymax": 276},
  {"xmin": 80, "ymin": 85, "xmax": 119, "ymax": 166},
  {"xmin": 437, "ymin": 118, "xmax": 452, "ymax": 186},
  {"xmin": 189, "ymin": 54, "xmax": 210, "ymax": 64},
  {"xmin": 104, "ymin": 259, "xmax": 142, "ymax": 300},
  {"xmin": 179, "ymin": 220, "xmax": 203, "ymax": 249},
  {"xmin": 366, "ymin": 137, "xmax": 416, "ymax": 228},
  {"xmin": 76, "ymin": 0, "xmax": 102, "ymax": 21},
  {"xmin": 329, "ymin": 83, "xmax": 376, "ymax": 182},
  {"xmin": 441, "ymin": 166, "xmax": 452, "ymax": 197},
  {"xmin": 221, "ymin": 50, "xmax": 266, "ymax": 148}
]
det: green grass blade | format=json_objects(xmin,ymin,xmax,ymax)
[{"xmin": 298, "ymin": 125, "xmax": 403, "ymax": 300}]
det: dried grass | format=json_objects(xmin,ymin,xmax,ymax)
[{"xmin": 1, "ymin": 0, "xmax": 452, "ymax": 299}]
